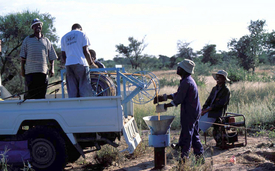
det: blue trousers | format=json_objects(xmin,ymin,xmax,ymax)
[
  {"xmin": 66, "ymin": 64, "xmax": 94, "ymax": 98},
  {"xmin": 179, "ymin": 118, "xmax": 204, "ymax": 158}
]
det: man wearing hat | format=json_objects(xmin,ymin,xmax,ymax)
[
  {"xmin": 20, "ymin": 18, "xmax": 58, "ymax": 99},
  {"xmin": 154, "ymin": 59, "xmax": 204, "ymax": 162},
  {"xmin": 200, "ymin": 70, "xmax": 231, "ymax": 146}
]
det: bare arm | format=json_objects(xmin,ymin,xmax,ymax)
[
  {"xmin": 61, "ymin": 51, "xmax": 66, "ymax": 65},
  {"xmin": 83, "ymin": 45, "xmax": 93, "ymax": 65},
  {"xmin": 201, "ymin": 107, "xmax": 212, "ymax": 116},
  {"xmin": 49, "ymin": 60, "xmax": 54, "ymax": 77}
]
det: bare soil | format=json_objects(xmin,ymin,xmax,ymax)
[{"xmin": 64, "ymin": 131, "xmax": 275, "ymax": 171}]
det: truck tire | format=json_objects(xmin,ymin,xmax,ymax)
[
  {"xmin": 23, "ymin": 126, "xmax": 68, "ymax": 171},
  {"xmin": 90, "ymin": 73, "xmax": 116, "ymax": 96}
]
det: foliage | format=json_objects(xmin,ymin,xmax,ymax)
[
  {"xmin": 0, "ymin": 10, "xmax": 58, "ymax": 94},
  {"xmin": 115, "ymin": 36, "xmax": 148, "ymax": 69},
  {"xmin": 192, "ymin": 59, "xmax": 213, "ymax": 76},
  {"xmin": 228, "ymin": 20, "xmax": 267, "ymax": 71},
  {"xmin": 158, "ymin": 55, "xmax": 171, "ymax": 69},
  {"xmin": 177, "ymin": 40, "xmax": 196, "ymax": 60},
  {"xmin": 264, "ymin": 31, "xmax": 275, "ymax": 64},
  {"xmin": 93, "ymin": 145, "xmax": 122, "ymax": 167},
  {"xmin": 0, "ymin": 147, "xmax": 34, "ymax": 171},
  {"xmin": 169, "ymin": 55, "xmax": 178, "ymax": 69},
  {"xmin": 139, "ymin": 54, "xmax": 159, "ymax": 70},
  {"xmin": 201, "ymin": 44, "xmax": 220, "ymax": 65}
]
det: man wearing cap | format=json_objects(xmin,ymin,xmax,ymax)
[
  {"xmin": 200, "ymin": 70, "xmax": 230, "ymax": 146},
  {"xmin": 61, "ymin": 24, "xmax": 98, "ymax": 98},
  {"xmin": 20, "ymin": 18, "xmax": 58, "ymax": 99},
  {"xmin": 154, "ymin": 59, "xmax": 204, "ymax": 162}
]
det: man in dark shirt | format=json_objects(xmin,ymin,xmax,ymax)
[
  {"xmin": 200, "ymin": 70, "xmax": 230, "ymax": 146},
  {"xmin": 154, "ymin": 59, "xmax": 204, "ymax": 162}
]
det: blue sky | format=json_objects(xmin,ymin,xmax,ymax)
[{"xmin": 1, "ymin": 0, "xmax": 275, "ymax": 60}]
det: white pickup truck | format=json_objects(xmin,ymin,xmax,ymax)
[{"xmin": 0, "ymin": 67, "xmax": 158, "ymax": 171}]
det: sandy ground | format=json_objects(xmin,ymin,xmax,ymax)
[{"xmin": 64, "ymin": 131, "xmax": 275, "ymax": 171}]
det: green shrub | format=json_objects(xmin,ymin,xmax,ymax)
[
  {"xmin": 227, "ymin": 66, "xmax": 247, "ymax": 82},
  {"xmin": 93, "ymin": 145, "xmax": 121, "ymax": 167}
]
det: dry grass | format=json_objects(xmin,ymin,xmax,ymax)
[{"xmin": 134, "ymin": 70, "xmax": 275, "ymax": 130}]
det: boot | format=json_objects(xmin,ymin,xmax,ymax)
[{"xmin": 171, "ymin": 143, "xmax": 180, "ymax": 150}]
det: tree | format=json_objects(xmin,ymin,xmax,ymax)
[
  {"xmin": 158, "ymin": 55, "xmax": 170, "ymax": 69},
  {"xmin": 228, "ymin": 36, "xmax": 254, "ymax": 70},
  {"xmin": 169, "ymin": 56, "xmax": 177, "ymax": 69},
  {"xmin": 176, "ymin": 40, "xmax": 196, "ymax": 60},
  {"xmin": 201, "ymin": 44, "xmax": 220, "ymax": 65},
  {"xmin": 263, "ymin": 31, "xmax": 275, "ymax": 64},
  {"xmin": 115, "ymin": 36, "xmax": 148, "ymax": 69},
  {"xmin": 228, "ymin": 20, "xmax": 267, "ymax": 71},
  {"xmin": 248, "ymin": 20, "xmax": 266, "ymax": 71},
  {"xmin": 0, "ymin": 10, "xmax": 58, "ymax": 94},
  {"xmin": 139, "ymin": 54, "xmax": 158, "ymax": 70},
  {"xmin": 113, "ymin": 56, "xmax": 131, "ymax": 66}
]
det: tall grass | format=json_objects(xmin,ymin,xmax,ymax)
[{"xmin": 134, "ymin": 71, "xmax": 275, "ymax": 131}]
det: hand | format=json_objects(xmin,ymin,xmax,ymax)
[
  {"xmin": 153, "ymin": 94, "xmax": 167, "ymax": 104},
  {"xmin": 49, "ymin": 70, "xmax": 54, "ymax": 77},
  {"xmin": 201, "ymin": 110, "xmax": 206, "ymax": 116},
  {"xmin": 201, "ymin": 107, "xmax": 211, "ymax": 116},
  {"xmin": 90, "ymin": 62, "xmax": 98, "ymax": 69},
  {"xmin": 155, "ymin": 104, "xmax": 167, "ymax": 113}
]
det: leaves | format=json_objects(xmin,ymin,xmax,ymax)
[
  {"xmin": 115, "ymin": 36, "xmax": 148, "ymax": 69},
  {"xmin": 0, "ymin": 10, "xmax": 58, "ymax": 94}
]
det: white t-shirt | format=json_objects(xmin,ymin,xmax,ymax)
[{"xmin": 61, "ymin": 30, "xmax": 90, "ymax": 66}]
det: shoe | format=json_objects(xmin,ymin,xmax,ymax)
[{"xmin": 171, "ymin": 143, "xmax": 180, "ymax": 150}]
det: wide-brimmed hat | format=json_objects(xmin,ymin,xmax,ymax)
[
  {"xmin": 178, "ymin": 59, "xmax": 195, "ymax": 74},
  {"xmin": 30, "ymin": 18, "xmax": 43, "ymax": 29},
  {"xmin": 212, "ymin": 70, "xmax": 230, "ymax": 82}
]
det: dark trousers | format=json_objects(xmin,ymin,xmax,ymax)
[
  {"xmin": 25, "ymin": 73, "xmax": 48, "ymax": 99},
  {"xmin": 179, "ymin": 118, "xmax": 204, "ymax": 158}
]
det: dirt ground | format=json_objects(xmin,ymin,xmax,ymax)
[{"xmin": 64, "ymin": 131, "xmax": 275, "ymax": 171}]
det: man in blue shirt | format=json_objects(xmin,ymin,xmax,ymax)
[{"xmin": 154, "ymin": 59, "xmax": 204, "ymax": 162}]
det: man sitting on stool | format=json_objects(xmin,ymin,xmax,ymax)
[{"xmin": 199, "ymin": 70, "xmax": 231, "ymax": 147}]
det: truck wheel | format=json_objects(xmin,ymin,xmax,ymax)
[
  {"xmin": 90, "ymin": 73, "xmax": 116, "ymax": 96},
  {"xmin": 23, "ymin": 126, "xmax": 67, "ymax": 170}
]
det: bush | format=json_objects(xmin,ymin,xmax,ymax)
[
  {"xmin": 227, "ymin": 67, "xmax": 247, "ymax": 82},
  {"xmin": 93, "ymin": 145, "xmax": 121, "ymax": 167},
  {"xmin": 193, "ymin": 60, "xmax": 213, "ymax": 76}
]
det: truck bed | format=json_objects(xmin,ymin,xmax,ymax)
[{"xmin": 0, "ymin": 96, "xmax": 123, "ymax": 135}]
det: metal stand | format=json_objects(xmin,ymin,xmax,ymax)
[
  {"xmin": 154, "ymin": 147, "xmax": 166, "ymax": 169},
  {"xmin": 144, "ymin": 116, "xmax": 175, "ymax": 170}
]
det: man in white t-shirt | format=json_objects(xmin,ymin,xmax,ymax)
[{"xmin": 61, "ymin": 23, "xmax": 97, "ymax": 98}]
